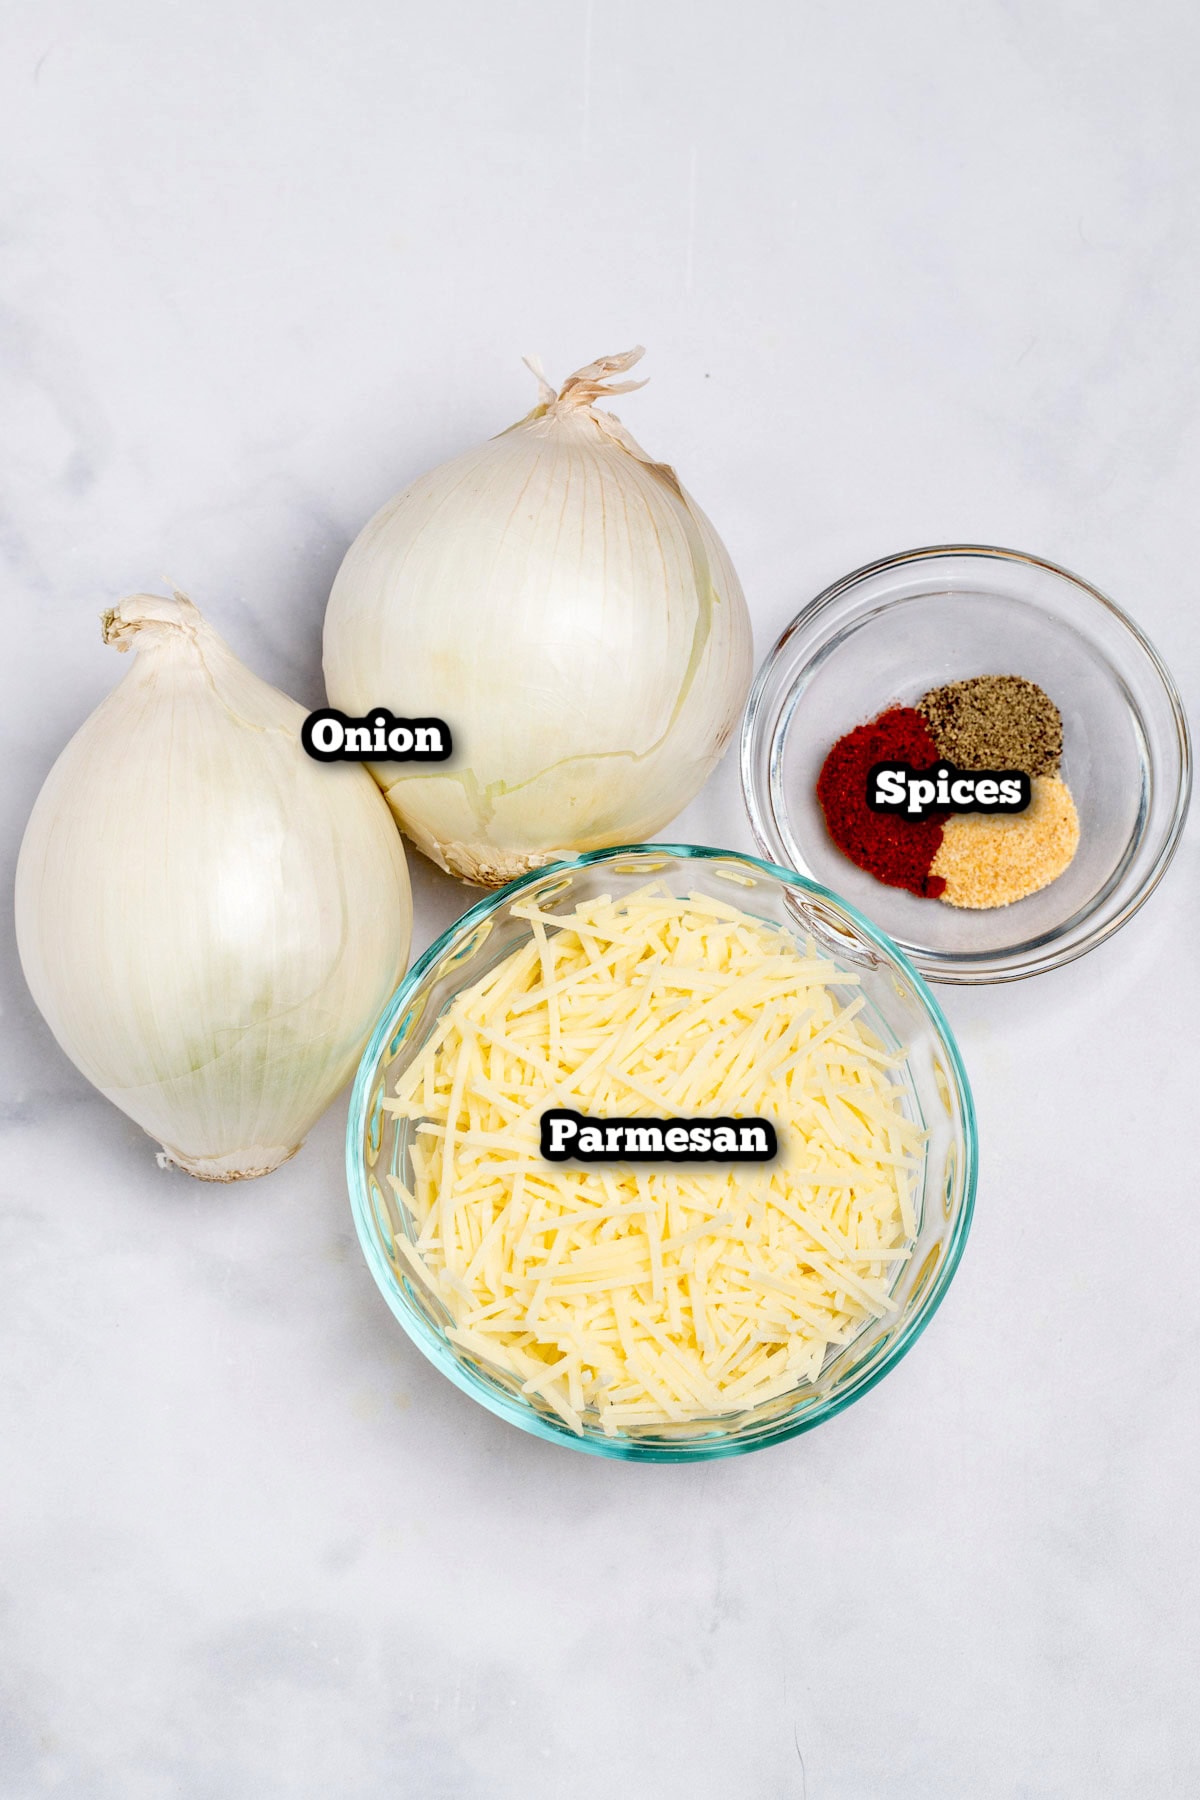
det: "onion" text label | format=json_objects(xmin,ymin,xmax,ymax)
[{"xmin": 301, "ymin": 708, "xmax": 452, "ymax": 762}]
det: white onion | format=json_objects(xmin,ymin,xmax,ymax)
[
  {"xmin": 323, "ymin": 348, "xmax": 753, "ymax": 885},
  {"xmin": 16, "ymin": 593, "xmax": 411, "ymax": 1180}
]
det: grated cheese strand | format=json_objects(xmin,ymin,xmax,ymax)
[{"xmin": 385, "ymin": 888, "xmax": 924, "ymax": 1435}]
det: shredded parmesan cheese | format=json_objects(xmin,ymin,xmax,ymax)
[{"xmin": 384, "ymin": 887, "xmax": 924, "ymax": 1435}]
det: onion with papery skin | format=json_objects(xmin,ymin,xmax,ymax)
[
  {"xmin": 15, "ymin": 593, "xmax": 412, "ymax": 1180},
  {"xmin": 322, "ymin": 348, "xmax": 753, "ymax": 885}
]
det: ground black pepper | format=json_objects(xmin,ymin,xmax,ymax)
[{"xmin": 917, "ymin": 675, "xmax": 1062, "ymax": 777}]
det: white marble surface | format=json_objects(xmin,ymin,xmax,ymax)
[{"xmin": 2, "ymin": 2, "xmax": 1198, "ymax": 1794}]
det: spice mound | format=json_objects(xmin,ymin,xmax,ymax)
[
  {"xmin": 815, "ymin": 708, "xmax": 947, "ymax": 897},
  {"xmin": 917, "ymin": 675, "xmax": 1062, "ymax": 777},
  {"xmin": 385, "ymin": 888, "xmax": 922, "ymax": 1436},
  {"xmin": 930, "ymin": 775, "xmax": 1080, "ymax": 908},
  {"xmin": 816, "ymin": 674, "xmax": 1080, "ymax": 909}
]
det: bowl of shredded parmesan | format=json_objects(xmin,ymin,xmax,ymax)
[{"xmin": 348, "ymin": 846, "xmax": 976, "ymax": 1459}]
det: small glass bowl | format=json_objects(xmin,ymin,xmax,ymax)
[
  {"xmin": 347, "ymin": 845, "xmax": 977, "ymax": 1462},
  {"xmin": 741, "ymin": 545, "xmax": 1192, "ymax": 984}
]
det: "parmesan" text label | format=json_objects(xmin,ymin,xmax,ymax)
[{"xmin": 540, "ymin": 1108, "xmax": 778, "ymax": 1164}]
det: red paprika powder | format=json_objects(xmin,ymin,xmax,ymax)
[{"xmin": 816, "ymin": 707, "xmax": 947, "ymax": 896}]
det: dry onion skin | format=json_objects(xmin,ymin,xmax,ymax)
[
  {"xmin": 16, "ymin": 593, "xmax": 412, "ymax": 1180},
  {"xmin": 323, "ymin": 349, "xmax": 753, "ymax": 886},
  {"xmin": 385, "ymin": 888, "xmax": 923, "ymax": 1434}
]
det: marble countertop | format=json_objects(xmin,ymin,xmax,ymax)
[{"xmin": 2, "ymin": 3, "xmax": 1197, "ymax": 1794}]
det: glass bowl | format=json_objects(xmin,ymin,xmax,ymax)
[
  {"xmin": 741, "ymin": 545, "xmax": 1192, "ymax": 984},
  {"xmin": 347, "ymin": 845, "xmax": 977, "ymax": 1461}
]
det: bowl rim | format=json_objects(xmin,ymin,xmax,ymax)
[
  {"xmin": 739, "ymin": 542, "xmax": 1193, "ymax": 985},
  {"xmin": 346, "ymin": 841, "xmax": 978, "ymax": 1462}
]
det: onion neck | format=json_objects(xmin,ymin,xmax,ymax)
[
  {"xmin": 102, "ymin": 591, "xmax": 209, "ymax": 655},
  {"xmin": 514, "ymin": 346, "xmax": 650, "ymax": 441},
  {"xmin": 548, "ymin": 345, "xmax": 647, "ymax": 410}
]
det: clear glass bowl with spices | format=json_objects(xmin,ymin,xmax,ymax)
[{"xmin": 741, "ymin": 545, "xmax": 1192, "ymax": 984}]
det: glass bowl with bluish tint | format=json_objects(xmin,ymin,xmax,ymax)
[{"xmin": 348, "ymin": 845, "xmax": 976, "ymax": 1461}]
